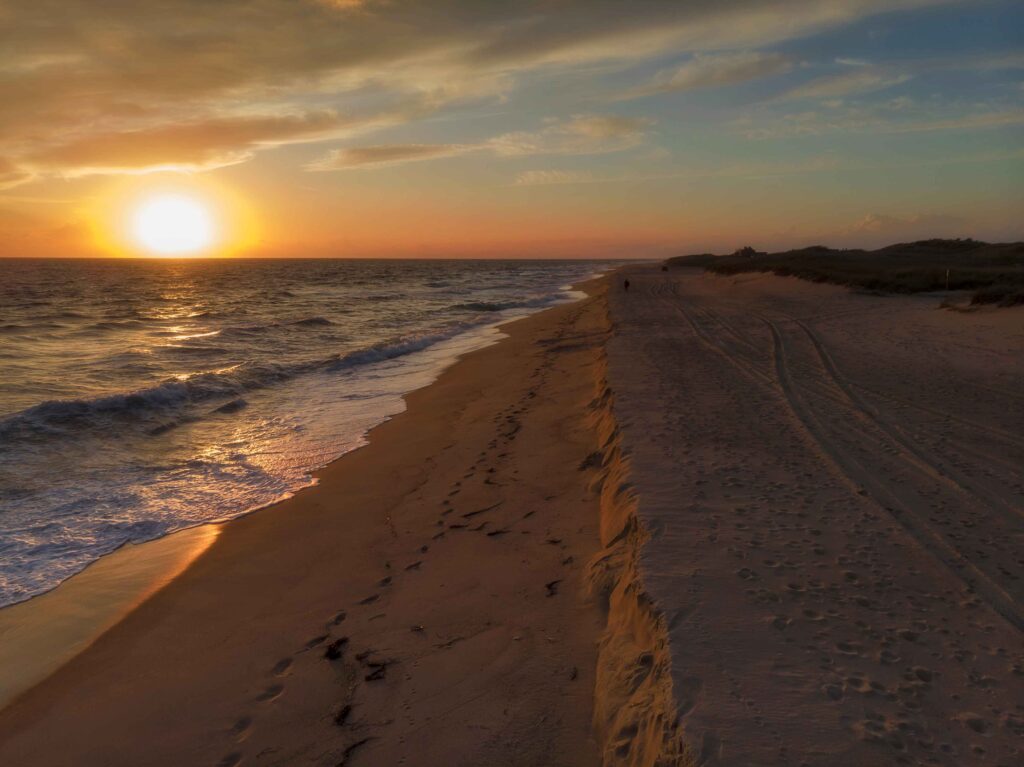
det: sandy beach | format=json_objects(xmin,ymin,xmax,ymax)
[
  {"xmin": 1, "ymin": 268, "xmax": 1022, "ymax": 766},
  {"xmin": 606, "ymin": 266, "xmax": 1023, "ymax": 766},
  {"xmin": 0, "ymin": 282, "xmax": 615, "ymax": 766}
]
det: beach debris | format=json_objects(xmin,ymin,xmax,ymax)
[{"xmin": 410, "ymin": 624, "xmax": 425, "ymax": 633}]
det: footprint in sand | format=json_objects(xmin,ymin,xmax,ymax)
[
  {"xmin": 270, "ymin": 658, "xmax": 293, "ymax": 676},
  {"xmin": 230, "ymin": 715, "xmax": 253, "ymax": 741},
  {"xmin": 404, "ymin": 560, "xmax": 422, "ymax": 571},
  {"xmin": 324, "ymin": 637, "xmax": 349, "ymax": 660},
  {"xmin": 358, "ymin": 594, "xmax": 380, "ymax": 605},
  {"xmin": 217, "ymin": 752, "xmax": 243, "ymax": 767},
  {"xmin": 334, "ymin": 704, "xmax": 353, "ymax": 727},
  {"xmin": 255, "ymin": 683, "xmax": 284, "ymax": 703},
  {"xmin": 338, "ymin": 738, "xmax": 373, "ymax": 766}
]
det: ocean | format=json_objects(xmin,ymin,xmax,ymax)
[{"xmin": 0, "ymin": 258, "xmax": 613, "ymax": 607}]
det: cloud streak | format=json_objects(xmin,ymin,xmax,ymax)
[
  {"xmin": 782, "ymin": 70, "xmax": 912, "ymax": 101},
  {"xmin": 623, "ymin": 51, "xmax": 793, "ymax": 99},
  {"xmin": 311, "ymin": 114, "xmax": 653, "ymax": 171},
  {"xmin": 27, "ymin": 112, "xmax": 355, "ymax": 176}
]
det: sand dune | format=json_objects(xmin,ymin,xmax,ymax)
[{"xmin": 605, "ymin": 266, "xmax": 1023, "ymax": 766}]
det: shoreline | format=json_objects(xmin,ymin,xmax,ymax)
[
  {"xmin": 0, "ymin": 525, "xmax": 219, "ymax": 709},
  {"xmin": 0, "ymin": 276, "xmax": 601, "ymax": 613},
  {"xmin": 0, "ymin": 280, "xmax": 604, "ymax": 710},
  {"xmin": 0, "ymin": 275, "xmax": 632, "ymax": 766}
]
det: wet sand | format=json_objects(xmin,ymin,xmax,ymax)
[
  {"xmin": 605, "ymin": 266, "xmax": 1023, "ymax": 766},
  {"xmin": 0, "ymin": 283, "xmax": 615, "ymax": 766},
  {"xmin": 0, "ymin": 525, "xmax": 218, "ymax": 709}
]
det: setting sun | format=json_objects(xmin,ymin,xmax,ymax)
[
  {"xmin": 91, "ymin": 176, "xmax": 257, "ymax": 258},
  {"xmin": 131, "ymin": 194, "xmax": 215, "ymax": 256}
]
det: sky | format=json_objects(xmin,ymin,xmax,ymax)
[{"xmin": 1, "ymin": 0, "xmax": 1022, "ymax": 258}]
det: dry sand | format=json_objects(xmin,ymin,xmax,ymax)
[
  {"xmin": 604, "ymin": 266, "xmax": 1023, "ymax": 766},
  {"xmin": 0, "ymin": 284, "xmax": 617, "ymax": 767}
]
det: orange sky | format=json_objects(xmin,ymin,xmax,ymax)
[{"xmin": 1, "ymin": 1, "xmax": 1022, "ymax": 258}]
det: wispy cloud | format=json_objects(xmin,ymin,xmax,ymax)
[
  {"xmin": 781, "ymin": 70, "xmax": 912, "ymax": 100},
  {"xmin": 622, "ymin": 51, "xmax": 793, "ymax": 99},
  {"xmin": 490, "ymin": 114, "xmax": 653, "ymax": 156},
  {"xmin": 514, "ymin": 170, "xmax": 596, "ymax": 186},
  {"xmin": 310, "ymin": 143, "xmax": 473, "ymax": 170},
  {"xmin": 740, "ymin": 106, "xmax": 1024, "ymax": 139},
  {"xmin": 311, "ymin": 114, "xmax": 653, "ymax": 171},
  {"xmin": 835, "ymin": 57, "xmax": 871, "ymax": 67},
  {"xmin": 26, "ymin": 112, "xmax": 356, "ymax": 177}
]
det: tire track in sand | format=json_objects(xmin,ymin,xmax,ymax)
[{"xmin": 762, "ymin": 317, "xmax": 1023, "ymax": 632}]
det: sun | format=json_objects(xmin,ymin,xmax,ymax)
[
  {"xmin": 131, "ymin": 193, "xmax": 216, "ymax": 256},
  {"xmin": 93, "ymin": 176, "xmax": 258, "ymax": 257}
]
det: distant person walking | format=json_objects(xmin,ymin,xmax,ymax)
[{"xmin": 624, "ymin": 279, "xmax": 630, "ymax": 292}]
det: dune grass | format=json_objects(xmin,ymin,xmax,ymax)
[{"xmin": 668, "ymin": 239, "xmax": 1024, "ymax": 305}]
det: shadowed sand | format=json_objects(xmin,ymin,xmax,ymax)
[
  {"xmin": 0, "ymin": 284, "xmax": 616, "ymax": 766},
  {"xmin": 604, "ymin": 265, "xmax": 1023, "ymax": 766}
]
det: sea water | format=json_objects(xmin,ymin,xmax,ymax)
[{"xmin": 0, "ymin": 258, "xmax": 613, "ymax": 606}]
